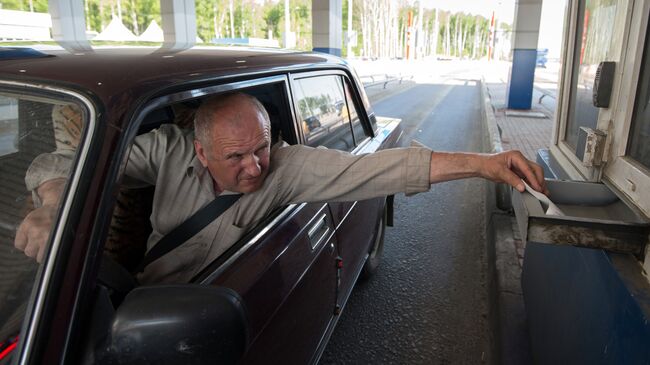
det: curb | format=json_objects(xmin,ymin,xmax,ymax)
[
  {"xmin": 480, "ymin": 76, "xmax": 503, "ymax": 365},
  {"xmin": 479, "ymin": 77, "xmax": 533, "ymax": 365},
  {"xmin": 480, "ymin": 76, "xmax": 503, "ymax": 154}
]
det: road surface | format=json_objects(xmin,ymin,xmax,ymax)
[{"xmin": 319, "ymin": 62, "xmax": 492, "ymax": 364}]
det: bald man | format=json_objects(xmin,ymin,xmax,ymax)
[{"xmin": 16, "ymin": 92, "xmax": 547, "ymax": 284}]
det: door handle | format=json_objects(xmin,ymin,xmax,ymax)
[{"xmin": 308, "ymin": 213, "xmax": 329, "ymax": 250}]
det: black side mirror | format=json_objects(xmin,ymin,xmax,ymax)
[{"xmin": 97, "ymin": 285, "xmax": 248, "ymax": 364}]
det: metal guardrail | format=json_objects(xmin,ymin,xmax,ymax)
[
  {"xmin": 536, "ymin": 86, "xmax": 556, "ymax": 104},
  {"xmin": 361, "ymin": 73, "xmax": 413, "ymax": 89}
]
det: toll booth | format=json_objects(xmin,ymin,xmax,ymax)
[{"xmin": 513, "ymin": 0, "xmax": 650, "ymax": 363}]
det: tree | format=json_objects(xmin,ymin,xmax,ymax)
[
  {"xmin": 0, "ymin": 0, "xmax": 47, "ymax": 12},
  {"xmin": 263, "ymin": 3, "xmax": 282, "ymax": 40}
]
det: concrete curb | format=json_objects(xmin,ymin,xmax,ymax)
[
  {"xmin": 480, "ymin": 76, "xmax": 504, "ymax": 154},
  {"xmin": 480, "ymin": 76, "xmax": 502, "ymax": 365},
  {"xmin": 479, "ymin": 77, "xmax": 533, "ymax": 365}
]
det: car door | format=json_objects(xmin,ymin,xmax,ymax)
[
  {"xmin": 201, "ymin": 203, "xmax": 338, "ymax": 364},
  {"xmin": 191, "ymin": 78, "xmax": 340, "ymax": 364},
  {"xmin": 290, "ymin": 72, "xmax": 387, "ymax": 309}
]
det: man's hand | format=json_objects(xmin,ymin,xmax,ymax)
[
  {"xmin": 478, "ymin": 150, "xmax": 548, "ymax": 195},
  {"xmin": 14, "ymin": 178, "xmax": 66, "ymax": 263},
  {"xmin": 428, "ymin": 150, "xmax": 548, "ymax": 195}
]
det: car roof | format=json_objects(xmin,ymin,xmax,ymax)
[{"xmin": 0, "ymin": 46, "xmax": 349, "ymax": 111}]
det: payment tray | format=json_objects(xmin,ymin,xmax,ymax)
[{"xmin": 511, "ymin": 179, "xmax": 650, "ymax": 256}]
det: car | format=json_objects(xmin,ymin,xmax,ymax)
[
  {"xmin": 0, "ymin": 46, "xmax": 404, "ymax": 364},
  {"xmin": 536, "ymin": 48, "xmax": 548, "ymax": 68}
]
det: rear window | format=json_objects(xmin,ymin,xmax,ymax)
[
  {"xmin": 0, "ymin": 89, "xmax": 88, "ymax": 362},
  {"xmin": 293, "ymin": 75, "xmax": 356, "ymax": 151}
]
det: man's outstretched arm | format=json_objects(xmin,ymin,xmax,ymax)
[{"xmin": 428, "ymin": 150, "xmax": 548, "ymax": 195}]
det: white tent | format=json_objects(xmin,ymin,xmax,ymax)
[
  {"xmin": 138, "ymin": 20, "xmax": 204, "ymax": 44},
  {"xmin": 138, "ymin": 20, "xmax": 163, "ymax": 42},
  {"xmin": 94, "ymin": 17, "xmax": 138, "ymax": 41}
]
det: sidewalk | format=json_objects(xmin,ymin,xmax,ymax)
[{"xmin": 481, "ymin": 62, "xmax": 557, "ymax": 364}]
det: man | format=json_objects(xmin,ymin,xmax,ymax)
[{"xmin": 15, "ymin": 92, "xmax": 547, "ymax": 284}]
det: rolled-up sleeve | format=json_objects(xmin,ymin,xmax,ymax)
[
  {"xmin": 25, "ymin": 151, "xmax": 75, "ymax": 192},
  {"xmin": 272, "ymin": 145, "xmax": 432, "ymax": 205}
]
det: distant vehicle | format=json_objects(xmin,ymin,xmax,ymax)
[
  {"xmin": 304, "ymin": 115, "xmax": 322, "ymax": 130},
  {"xmin": 0, "ymin": 46, "xmax": 402, "ymax": 364},
  {"xmin": 536, "ymin": 48, "xmax": 549, "ymax": 67}
]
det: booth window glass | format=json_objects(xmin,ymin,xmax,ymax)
[
  {"xmin": 564, "ymin": 0, "xmax": 621, "ymax": 151},
  {"xmin": 627, "ymin": 22, "xmax": 650, "ymax": 171}
]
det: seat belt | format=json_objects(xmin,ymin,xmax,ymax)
[{"xmin": 136, "ymin": 193, "xmax": 243, "ymax": 273}]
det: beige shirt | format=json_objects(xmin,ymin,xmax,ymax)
[{"xmin": 28, "ymin": 125, "xmax": 433, "ymax": 283}]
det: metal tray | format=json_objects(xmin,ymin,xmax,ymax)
[{"xmin": 511, "ymin": 179, "xmax": 650, "ymax": 256}]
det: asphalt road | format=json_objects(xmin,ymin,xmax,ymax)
[{"xmin": 319, "ymin": 72, "xmax": 491, "ymax": 364}]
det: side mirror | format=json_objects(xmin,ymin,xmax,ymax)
[{"xmin": 97, "ymin": 285, "xmax": 248, "ymax": 364}]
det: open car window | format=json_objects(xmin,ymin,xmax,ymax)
[
  {"xmin": 107, "ymin": 80, "xmax": 298, "ymax": 278},
  {"xmin": 0, "ymin": 90, "xmax": 88, "ymax": 362}
]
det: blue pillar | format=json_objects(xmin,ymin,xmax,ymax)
[
  {"xmin": 507, "ymin": 0, "xmax": 543, "ymax": 110},
  {"xmin": 312, "ymin": 0, "xmax": 342, "ymax": 56}
]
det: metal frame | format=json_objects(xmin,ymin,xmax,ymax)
[
  {"xmin": 603, "ymin": 0, "xmax": 650, "ymax": 219},
  {"xmin": 552, "ymin": 0, "xmax": 635, "ymax": 182}
]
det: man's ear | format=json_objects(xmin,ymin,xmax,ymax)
[{"xmin": 194, "ymin": 139, "xmax": 209, "ymax": 167}]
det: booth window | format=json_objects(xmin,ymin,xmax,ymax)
[
  {"xmin": 627, "ymin": 21, "xmax": 650, "ymax": 171},
  {"xmin": 564, "ymin": 0, "xmax": 622, "ymax": 151}
]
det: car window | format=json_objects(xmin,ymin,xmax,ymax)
[
  {"xmin": 0, "ymin": 91, "xmax": 87, "ymax": 362},
  {"xmin": 106, "ymin": 82, "xmax": 298, "ymax": 275},
  {"xmin": 293, "ymin": 75, "xmax": 356, "ymax": 151}
]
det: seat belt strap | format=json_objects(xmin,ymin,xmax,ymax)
[{"xmin": 136, "ymin": 193, "xmax": 243, "ymax": 273}]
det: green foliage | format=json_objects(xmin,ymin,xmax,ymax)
[
  {"xmin": 82, "ymin": 0, "xmax": 160, "ymax": 35},
  {"xmin": 2, "ymin": 0, "xmax": 503, "ymax": 58},
  {"xmin": 263, "ymin": 3, "xmax": 283, "ymax": 40},
  {"xmin": 194, "ymin": 0, "xmax": 218, "ymax": 42},
  {"xmin": 0, "ymin": 0, "xmax": 47, "ymax": 12}
]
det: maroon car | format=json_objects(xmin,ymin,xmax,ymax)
[{"xmin": 0, "ymin": 46, "xmax": 403, "ymax": 364}]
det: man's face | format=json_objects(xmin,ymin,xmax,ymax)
[{"xmin": 194, "ymin": 102, "xmax": 271, "ymax": 193}]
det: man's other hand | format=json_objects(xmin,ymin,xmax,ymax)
[
  {"xmin": 14, "ymin": 178, "xmax": 66, "ymax": 263},
  {"xmin": 15, "ymin": 204, "xmax": 58, "ymax": 262}
]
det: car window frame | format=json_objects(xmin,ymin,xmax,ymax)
[
  {"xmin": 341, "ymin": 76, "xmax": 373, "ymax": 149},
  {"xmin": 0, "ymin": 80, "xmax": 98, "ymax": 365},
  {"xmin": 108, "ymin": 74, "xmax": 307, "ymax": 283},
  {"xmin": 288, "ymin": 70, "xmax": 375, "ymax": 145}
]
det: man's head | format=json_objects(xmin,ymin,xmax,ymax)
[{"xmin": 193, "ymin": 92, "xmax": 271, "ymax": 193}]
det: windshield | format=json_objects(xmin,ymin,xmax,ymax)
[{"xmin": 0, "ymin": 90, "xmax": 87, "ymax": 362}]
